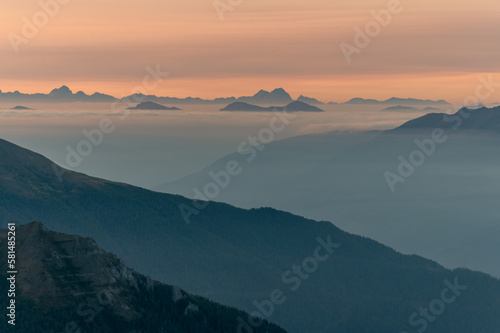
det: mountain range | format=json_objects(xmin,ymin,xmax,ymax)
[
  {"xmin": 381, "ymin": 105, "xmax": 444, "ymax": 112},
  {"xmin": 0, "ymin": 222, "xmax": 284, "ymax": 333},
  {"xmin": 158, "ymin": 106, "xmax": 500, "ymax": 280},
  {"xmin": 126, "ymin": 101, "xmax": 181, "ymax": 110},
  {"xmin": 347, "ymin": 97, "xmax": 449, "ymax": 105},
  {"xmin": 1, "ymin": 131, "xmax": 500, "ymax": 332},
  {"xmin": 220, "ymin": 101, "xmax": 324, "ymax": 112},
  {"xmin": 0, "ymin": 86, "xmax": 452, "ymax": 106},
  {"xmin": 395, "ymin": 106, "xmax": 500, "ymax": 131}
]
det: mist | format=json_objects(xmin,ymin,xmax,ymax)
[{"xmin": 0, "ymin": 102, "xmax": 427, "ymax": 187}]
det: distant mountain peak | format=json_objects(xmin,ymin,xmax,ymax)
[
  {"xmin": 270, "ymin": 87, "xmax": 291, "ymax": 98},
  {"xmin": 49, "ymin": 85, "xmax": 73, "ymax": 96},
  {"xmin": 297, "ymin": 95, "xmax": 324, "ymax": 105},
  {"xmin": 254, "ymin": 89, "xmax": 271, "ymax": 97},
  {"xmin": 237, "ymin": 88, "xmax": 293, "ymax": 105}
]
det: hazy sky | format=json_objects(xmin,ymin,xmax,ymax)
[{"xmin": 1, "ymin": 0, "xmax": 499, "ymax": 102}]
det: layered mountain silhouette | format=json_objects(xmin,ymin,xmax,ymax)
[
  {"xmin": 347, "ymin": 97, "xmax": 449, "ymax": 105},
  {"xmin": 1, "ymin": 137, "xmax": 500, "ymax": 332},
  {"xmin": 0, "ymin": 86, "xmax": 453, "ymax": 106},
  {"xmin": 395, "ymin": 106, "xmax": 500, "ymax": 131},
  {"xmin": 236, "ymin": 88, "xmax": 293, "ymax": 105},
  {"xmin": 158, "ymin": 106, "xmax": 500, "ymax": 281},
  {"xmin": 296, "ymin": 95, "xmax": 324, "ymax": 105},
  {"xmin": 381, "ymin": 105, "xmax": 444, "ymax": 112},
  {"xmin": 381, "ymin": 105, "xmax": 419, "ymax": 111},
  {"xmin": 220, "ymin": 101, "xmax": 324, "ymax": 112},
  {"xmin": 0, "ymin": 222, "xmax": 284, "ymax": 333},
  {"xmin": 0, "ymin": 87, "xmax": 298, "ymax": 105},
  {"xmin": 126, "ymin": 101, "xmax": 181, "ymax": 110}
]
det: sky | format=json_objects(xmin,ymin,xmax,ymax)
[{"xmin": 1, "ymin": 0, "xmax": 499, "ymax": 103}]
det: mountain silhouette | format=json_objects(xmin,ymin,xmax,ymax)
[
  {"xmin": 0, "ymin": 86, "xmax": 322, "ymax": 105},
  {"xmin": 296, "ymin": 95, "xmax": 324, "ymax": 105},
  {"xmin": 0, "ymin": 86, "xmax": 456, "ymax": 106},
  {"xmin": 1, "ymin": 138, "xmax": 500, "ymax": 332},
  {"xmin": 220, "ymin": 100, "xmax": 324, "ymax": 112},
  {"xmin": 381, "ymin": 105, "xmax": 419, "ymax": 111},
  {"xmin": 236, "ymin": 88, "xmax": 293, "ymax": 105},
  {"xmin": 347, "ymin": 97, "xmax": 449, "ymax": 106},
  {"xmin": 9, "ymin": 105, "xmax": 32, "ymax": 110},
  {"xmin": 49, "ymin": 85, "xmax": 73, "ymax": 97},
  {"xmin": 396, "ymin": 106, "xmax": 500, "ymax": 131},
  {"xmin": 158, "ymin": 106, "xmax": 500, "ymax": 280},
  {"xmin": 0, "ymin": 222, "xmax": 285, "ymax": 333},
  {"xmin": 127, "ymin": 101, "xmax": 181, "ymax": 110}
]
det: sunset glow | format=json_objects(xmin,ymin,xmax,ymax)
[{"xmin": 1, "ymin": 0, "xmax": 499, "ymax": 102}]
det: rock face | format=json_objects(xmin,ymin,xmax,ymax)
[
  {"xmin": 8, "ymin": 222, "xmax": 138, "ymax": 309},
  {"xmin": 0, "ymin": 222, "xmax": 285, "ymax": 333}
]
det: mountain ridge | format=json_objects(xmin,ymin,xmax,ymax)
[
  {"xmin": 1, "ymin": 137, "xmax": 500, "ymax": 332},
  {"xmin": 0, "ymin": 86, "xmax": 452, "ymax": 106},
  {"xmin": 348, "ymin": 97, "xmax": 449, "ymax": 105},
  {"xmin": 220, "ymin": 100, "xmax": 324, "ymax": 112},
  {"xmin": 126, "ymin": 101, "xmax": 181, "ymax": 110},
  {"xmin": 156, "ymin": 106, "xmax": 500, "ymax": 280},
  {"xmin": 395, "ymin": 106, "xmax": 500, "ymax": 131},
  {"xmin": 0, "ymin": 222, "xmax": 285, "ymax": 333}
]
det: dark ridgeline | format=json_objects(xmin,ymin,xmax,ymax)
[
  {"xmin": 0, "ymin": 222, "xmax": 285, "ymax": 333},
  {"xmin": 126, "ymin": 101, "xmax": 181, "ymax": 110},
  {"xmin": 381, "ymin": 105, "xmax": 419, "ymax": 111},
  {"xmin": 296, "ymin": 95, "xmax": 324, "ymax": 105},
  {"xmin": 0, "ymin": 86, "xmax": 454, "ymax": 106},
  {"xmin": 0, "ymin": 86, "xmax": 303, "ymax": 105},
  {"xmin": 220, "ymin": 101, "xmax": 324, "ymax": 112},
  {"xmin": 0, "ymin": 133, "xmax": 499, "ymax": 332},
  {"xmin": 346, "ymin": 97, "xmax": 449, "ymax": 105},
  {"xmin": 394, "ymin": 105, "xmax": 500, "ymax": 131}
]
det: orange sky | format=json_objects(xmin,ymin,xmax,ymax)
[{"xmin": 1, "ymin": 0, "xmax": 499, "ymax": 103}]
